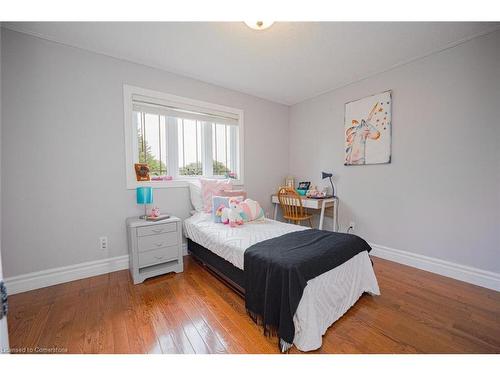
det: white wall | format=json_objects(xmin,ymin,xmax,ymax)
[
  {"xmin": 289, "ymin": 30, "xmax": 500, "ymax": 273},
  {"xmin": 1, "ymin": 29, "xmax": 289, "ymax": 278}
]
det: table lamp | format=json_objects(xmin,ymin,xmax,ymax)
[
  {"xmin": 136, "ymin": 186, "xmax": 153, "ymax": 219},
  {"xmin": 321, "ymin": 171, "xmax": 337, "ymax": 197}
]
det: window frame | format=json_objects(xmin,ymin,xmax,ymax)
[{"xmin": 123, "ymin": 84, "xmax": 244, "ymax": 189}]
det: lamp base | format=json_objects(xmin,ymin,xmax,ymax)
[{"xmin": 139, "ymin": 204, "xmax": 149, "ymax": 220}]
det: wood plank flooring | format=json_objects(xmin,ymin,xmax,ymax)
[{"xmin": 7, "ymin": 255, "xmax": 500, "ymax": 354}]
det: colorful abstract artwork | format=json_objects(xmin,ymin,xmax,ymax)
[{"xmin": 344, "ymin": 91, "xmax": 392, "ymax": 165}]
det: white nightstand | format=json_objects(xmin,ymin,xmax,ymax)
[{"xmin": 126, "ymin": 216, "xmax": 183, "ymax": 284}]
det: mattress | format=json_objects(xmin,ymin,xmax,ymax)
[{"xmin": 183, "ymin": 212, "xmax": 380, "ymax": 351}]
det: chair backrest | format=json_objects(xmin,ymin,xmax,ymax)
[{"xmin": 277, "ymin": 187, "xmax": 305, "ymax": 219}]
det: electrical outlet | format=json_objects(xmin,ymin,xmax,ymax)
[{"xmin": 99, "ymin": 236, "xmax": 108, "ymax": 250}]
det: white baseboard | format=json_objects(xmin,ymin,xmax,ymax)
[
  {"xmin": 6, "ymin": 242, "xmax": 189, "ymax": 295},
  {"xmin": 6, "ymin": 242, "xmax": 498, "ymax": 295},
  {"xmin": 370, "ymin": 243, "xmax": 500, "ymax": 292},
  {"xmin": 5, "ymin": 255, "xmax": 130, "ymax": 295}
]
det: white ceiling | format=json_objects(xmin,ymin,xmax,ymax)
[{"xmin": 4, "ymin": 22, "xmax": 499, "ymax": 105}]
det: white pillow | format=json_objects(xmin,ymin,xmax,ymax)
[{"xmin": 188, "ymin": 180, "xmax": 204, "ymax": 212}]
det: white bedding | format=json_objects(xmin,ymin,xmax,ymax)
[
  {"xmin": 184, "ymin": 212, "xmax": 306, "ymax": 269},
  {"xmin": 183, "ymin": 212, "xmax": 380, "ymax": 351}
]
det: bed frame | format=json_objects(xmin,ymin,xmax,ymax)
[{"xmin": 187, "ymin": 238, "xmax": 246, "ymax": 297}]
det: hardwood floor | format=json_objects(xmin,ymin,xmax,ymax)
[{"xmin": 7, "ymin": 255, "xmax": 500, "ymax": 354}]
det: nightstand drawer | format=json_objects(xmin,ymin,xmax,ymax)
[
  {"xmin": 137, "ymin": 222, "xmax": 177, "ymax": 237},
  {"xmin": 138, "ymin": 232, "xmax": 178, "ymax": 252},
  {"xmin": 138, "ymin": 246, "xmax": 179, "ymax": 267}
]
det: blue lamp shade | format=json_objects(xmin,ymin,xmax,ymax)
[{"xmin": 136, "ymin": 187, "xmax": 153, "ymax": 205}]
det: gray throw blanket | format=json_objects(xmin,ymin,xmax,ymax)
[{"xmin": 244, "ymin": 229, "xmax": 371, "ymax": 352}]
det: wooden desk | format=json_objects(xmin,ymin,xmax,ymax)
[{"xmin": 271, "ymin": 195, "xmax": 339, "ymax": 231}]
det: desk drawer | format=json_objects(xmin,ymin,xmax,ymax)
[
  {"xmin": 137, "ymin": 222, "xmax": 177, "ymax": 237},
  {"xmin": 138, "ymin": 232, "xmax": 178, "ymax": 252},
  {"xmin": 138, "ymin": 246, "xmax": 179, "ymax": 267}
]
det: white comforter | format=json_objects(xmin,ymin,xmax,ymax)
[{"xmin": 184, "ymin": 213, "xmax": 380, "ymax": 351}]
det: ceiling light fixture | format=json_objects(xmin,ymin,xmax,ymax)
[{"xmin": 244, "ymin": 21, "xmax": 274, "ymax": 31}]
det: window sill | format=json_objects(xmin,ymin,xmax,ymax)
[{"xmin": 126, "ymin": 178, "xmax": 243, "ymax": 190}]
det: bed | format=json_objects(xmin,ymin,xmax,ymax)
[{"xmin": 184, "ymin": 212, "xmax": 380, "ymax": 352}]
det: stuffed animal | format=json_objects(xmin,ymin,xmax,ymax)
[{"xmin": 215, "ymin": 197, "xmax": 244, "ymax": 227}]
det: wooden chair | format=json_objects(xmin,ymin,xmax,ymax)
[{"xmin": 277, "ymin": 187, "xmax": 314, "ymax": 227}]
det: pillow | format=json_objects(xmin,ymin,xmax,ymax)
[
  {"xmin": 200, "ymin": 178, "xmax": 233, "ymax": 213},
  {"xmin": 220, "ymin": 190, "xmax": 247, "ymax": 200},
  {"xmin": 212, "ymin": 195, "xmax": 243, "ymax": 223},
  {"xmin": 238, "ymin": 199, "xmax": 265, "ymax": 222},
  {"xmin": 188, "ymin": 181, "xmax": 204, "ymax": 212}
]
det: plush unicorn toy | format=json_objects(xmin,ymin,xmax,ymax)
[{"xmin": 215, "ymin": 198, "xmax": 244, "ymax": 227}]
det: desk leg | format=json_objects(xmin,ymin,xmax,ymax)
[
  {"xmin": 333, "ymin": 197, "xmax": 339, "ymax": 232},
  {"xmin": 319, "ymin": 200, "xmax": 326, "ymax": 230},
  {"xmin": 273, "ymin": 203, "xmax": 278, "ymax": 220},
  {"xmin": 333, "ymin": 200, "xmax": 336, "ymax": 232},
  {"xmin": 333, "ymin": 208, "xmax": 336, "ymax": 232}
]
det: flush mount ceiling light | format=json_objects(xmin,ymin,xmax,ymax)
[{"xmin": 244, "ymin": 21, "xmax": 274, "ymax": 31}]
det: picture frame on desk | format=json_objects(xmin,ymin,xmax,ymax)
[
  {"xmin": 297, "ymin": 181, "xmax": 311, "ymax": 196},
  {"xmin": 297, "ymin": 181, "xmax": 311, "ymax": 190}
]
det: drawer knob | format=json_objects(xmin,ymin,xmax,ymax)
[
  {"xmin": 155, "ymin": 243, "xmax": 163, "ymax": 247},
  {"xmin": 152, "ymin": 228, "xmax": 164, "ymax": 233},
  {"xmin": 154, "ymin": 256, "xmax": 164, "ymax": 260}
]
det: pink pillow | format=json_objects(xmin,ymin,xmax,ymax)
[
  {"xmin": 200, "ymin": 178, "xmax": 233, "ymax": 212},
  {"xmin": 220, "ymin": 190, "xmax": 247, "ymax": 200}
]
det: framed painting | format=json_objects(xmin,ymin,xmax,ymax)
[{"xmin": 344, "ymin": 90, "xmax": 392, "ymax": 165}]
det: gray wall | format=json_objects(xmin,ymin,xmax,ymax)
[
  {"xmin": 1, "ymin": 29, "xmax": 289, "ymax": 277},
  {"xmin": 289, "ymin": 30, "xmax": 500, "ymax": 273}
]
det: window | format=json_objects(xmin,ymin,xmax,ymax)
[{"xmin": 124, "ymin": 85, "xmax": 244, "ymax": 188}]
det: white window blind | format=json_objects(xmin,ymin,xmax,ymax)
[{"xmin": 132, "ymin": 95, "xmax": 239, "ymax": 126}]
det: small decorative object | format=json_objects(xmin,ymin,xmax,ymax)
[
  {"xmin": 151, "ymin": 175, "xmax": 174, "ymax": 181},
  {"xmin": 297, "ymin": 181, "xmax": 310, "ymax": 196},
  {"xmin": 225, "ymin": 171, "xmax": 237, "ymax": 179},
  {"xmin": 150, "ymin": 206, "xmax": 161, "ymax": 218},
  {"xmin": 136, "ymin": 186, "xmax": 153, "ymax": 219},
  {"xmin": 285, "ymin": 176, "xmax": 295, "ymax": 189},
  {"xmin": 321, "ymin": 172, "xmax": 336, "ymax": 197},
  {"xmin": 146, "ymin": 206, "xmax": 170, "ymax": 221},
  {"xmin": 134, "ymin": 163, "xmax": 150, "ymax": 181},
  {"xmin": 345, "ymin": 90, "xmax": 392, "ymax": 165},
  {"xmin": 215, "ymin": 197, "xmax": 244, "ymax": 227},
  {"xmin": 306, "ymin": 185, "xmax": 327, "ymax": 198}
]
